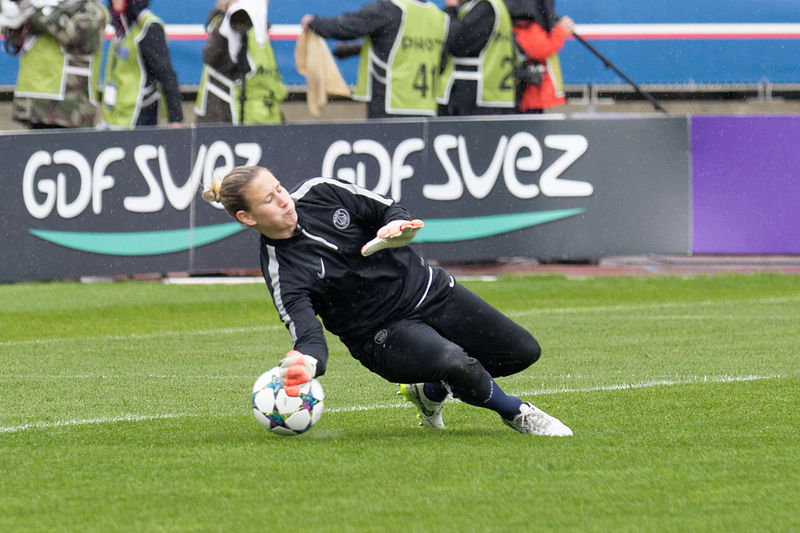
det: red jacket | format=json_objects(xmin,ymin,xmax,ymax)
[{"xmin": 513, "ymin": 22, "xmax": 568, "ymax": 111}]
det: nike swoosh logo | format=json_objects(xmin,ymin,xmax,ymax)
[
  {"xmin": 28, "ymin": 209, "xmax": 583, "ymax": 256},
  {"xmin": 316, "ymin": 257, "xmax": 326, "ymax": 279}
]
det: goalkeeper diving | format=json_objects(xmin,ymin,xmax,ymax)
[{"xmin": 202, "ymin": 166, "xmax": 572, "ymax": 436}]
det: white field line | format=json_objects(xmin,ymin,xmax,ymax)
[
  {"xmin": 163, "ymin": 277, "xmax": 263, "ymax": 285},
  {"xmin": 0, "ymin": 374, "xmax": 255, "ymax": 380},
  {"xmin": 508, "ymin": 295, "xmax": 800, "ymax": 319},
  {"xmin": 3, "ymin": 294, "xmax": 799, "ymax": 349},
  {"xmin": 0, "ymin": 413, "xmax": 187, "ymax": 434},
  {"xmin": 511, "ymin": 374, "xmax": 783, "ymax": 397},
  {"xmin": 0, "ymin": 374, "xmax": 781, "ymax": 434}
]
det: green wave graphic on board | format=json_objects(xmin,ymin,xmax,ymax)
[
  {"xmin": 29, "ymin": 223, "xmax": 246, "ymax": 256},
  {"xmin": 414, "ymin": 208, "xmax": 584, "ymax": 243},
  {"xmin": 29, "ymin": 208, "xmax": 584, "ymax": 256}
]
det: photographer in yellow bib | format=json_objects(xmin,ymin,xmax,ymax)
[
  {"xmin": 301, "ymin": 0, "xmax": 450, "ymax": 119},
  {"xmin": 195, "ymin": 0, "xmax": 287, "ymax": 125},
  {"xmin": 101, "ymin": 0, "xmax": 183, "ymax": 128}
]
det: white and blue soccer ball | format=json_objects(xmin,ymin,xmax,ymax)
[{"xmin": 251, "ymin": 367, "xmax": 324, "ymax": 436}]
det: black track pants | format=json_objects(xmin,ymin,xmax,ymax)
[{"xmin": 347, "ymin": 282, "xmax": 541, "ymax": 406}]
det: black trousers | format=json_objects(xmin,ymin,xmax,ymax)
[
  {"xmin": 136, "ymin": 102, "xmax": 157, "ymax": 126},
  {"xmin": 347, "ymin": 282, "xmax": 540, "ymax": 406},
  {"xmin": 439, "ymin": 80, "xmax": 516, "ymax": 117}
]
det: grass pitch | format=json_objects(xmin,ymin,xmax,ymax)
[{"xmin": 1, "ymin": 273, "xmax": 798, "ymax": 532}]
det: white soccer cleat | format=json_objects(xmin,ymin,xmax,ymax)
[
  {"xmin": 502, "ymin": 402, "xmax": 573, "ymax": 437},
  {"xmin": 398, "ymin": 383, "xmax": 445, "ymax": 429}
]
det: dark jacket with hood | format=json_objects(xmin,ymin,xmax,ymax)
[{"xmin": 107, "ymin": 0, "xmax": 183, "ymax": 124}]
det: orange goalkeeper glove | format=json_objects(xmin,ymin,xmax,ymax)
[{"xmin": 278, "ymin": 350, "xmax": 318, "ymax": 397}]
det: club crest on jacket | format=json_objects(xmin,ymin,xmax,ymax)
[{"xmin": 332, "ymin": 208, "xmax": 350, "ymax": 230}]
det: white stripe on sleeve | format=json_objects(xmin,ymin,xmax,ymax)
[
  {"xmin": 292, "ymin": 177, "xmax": 393, "ymax": 206},
  {"xmin": 266, "ymin": 245, "xmax": 297, "ymax": 342}
]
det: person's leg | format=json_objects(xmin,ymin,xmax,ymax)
[
  {"xmin": 349, "ymin": 319, "xmax": 526, "ymax": 422},
  {"xmin": 414, "ymin": 281, "xmax": 573, "ymax": 436},
  {"xmin": 424, "ymin": 283, "xmax": 533, "ymax": 415},
  {"xmin": 352, "ymin": 318, "xmax": 493, "ymax": 405},
  {"xmin": 420, "ymin": 282, "xmax": 541, "ymax": 378},
  {"xmin": 347, "ymin": 311, "xmax": 571, "ymax": 435}
]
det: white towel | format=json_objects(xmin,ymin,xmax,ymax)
[{"xmin": 219, "ymin": 0, "xmax": 269, "ymax": 62}]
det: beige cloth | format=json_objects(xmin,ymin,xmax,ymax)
[{"xmin": 295, "ymin": 29, "xmax": 351, "ymax": 117}]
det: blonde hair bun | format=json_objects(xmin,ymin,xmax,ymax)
[{"xmin": 202, "ymin": 174, "xmax": 223, "ymax": 203}]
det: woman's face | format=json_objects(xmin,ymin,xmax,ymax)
[
  {"xmin": 111, "ymin": 0, "xmax": 127, "ymax": 13},
  {"xmin": 236, "ymin": 169, "xmax": 298, "ymax": 239}
]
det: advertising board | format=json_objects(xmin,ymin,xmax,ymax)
[{"xmin": 0, "ymin": 116, "xmax": 691, "ymax": 282}]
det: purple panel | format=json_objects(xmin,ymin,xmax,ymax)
[{"xmin": 691, "ymin": 116, "xmax": 800, "ymax": 254}]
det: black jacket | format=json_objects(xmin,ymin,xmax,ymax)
[
  {"xmin": 110, "ymin": 2, "xmax": 183, "ymax": 125},
  {"xmin": 446, "ymin": 1, "xmax": 496, "ymax": 58},
  {"xmin": 259, "ymin": 178, "xmax": 450, "ymax": 375},
  {"xmin": 136, "ymin": 22, "xmax": 183, "ymax": 124}
]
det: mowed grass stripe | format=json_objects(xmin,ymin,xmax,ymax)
[
  {"xmin": 0, "ymin": 373, "xmax": 780, "ymax": 434},
  {"xmin": 2, "ymin": 293, "xmax": 798, "ymax": 347},
  {"xmin": 1, "ymin": 275, "xmax": 798, "ymax": 532}
]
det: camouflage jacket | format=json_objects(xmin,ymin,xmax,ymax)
[{"xmin": 12, "ymin": 0, "xmax": 108, "ymax": 128}]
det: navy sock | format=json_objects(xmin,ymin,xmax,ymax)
[
  {"xmin": 482, "ymin": 379, "xmax": 524, "ymax": 420},
  {"xmin": 423, "ymin": 382, "xmax": 448, "ymax": 402}
]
